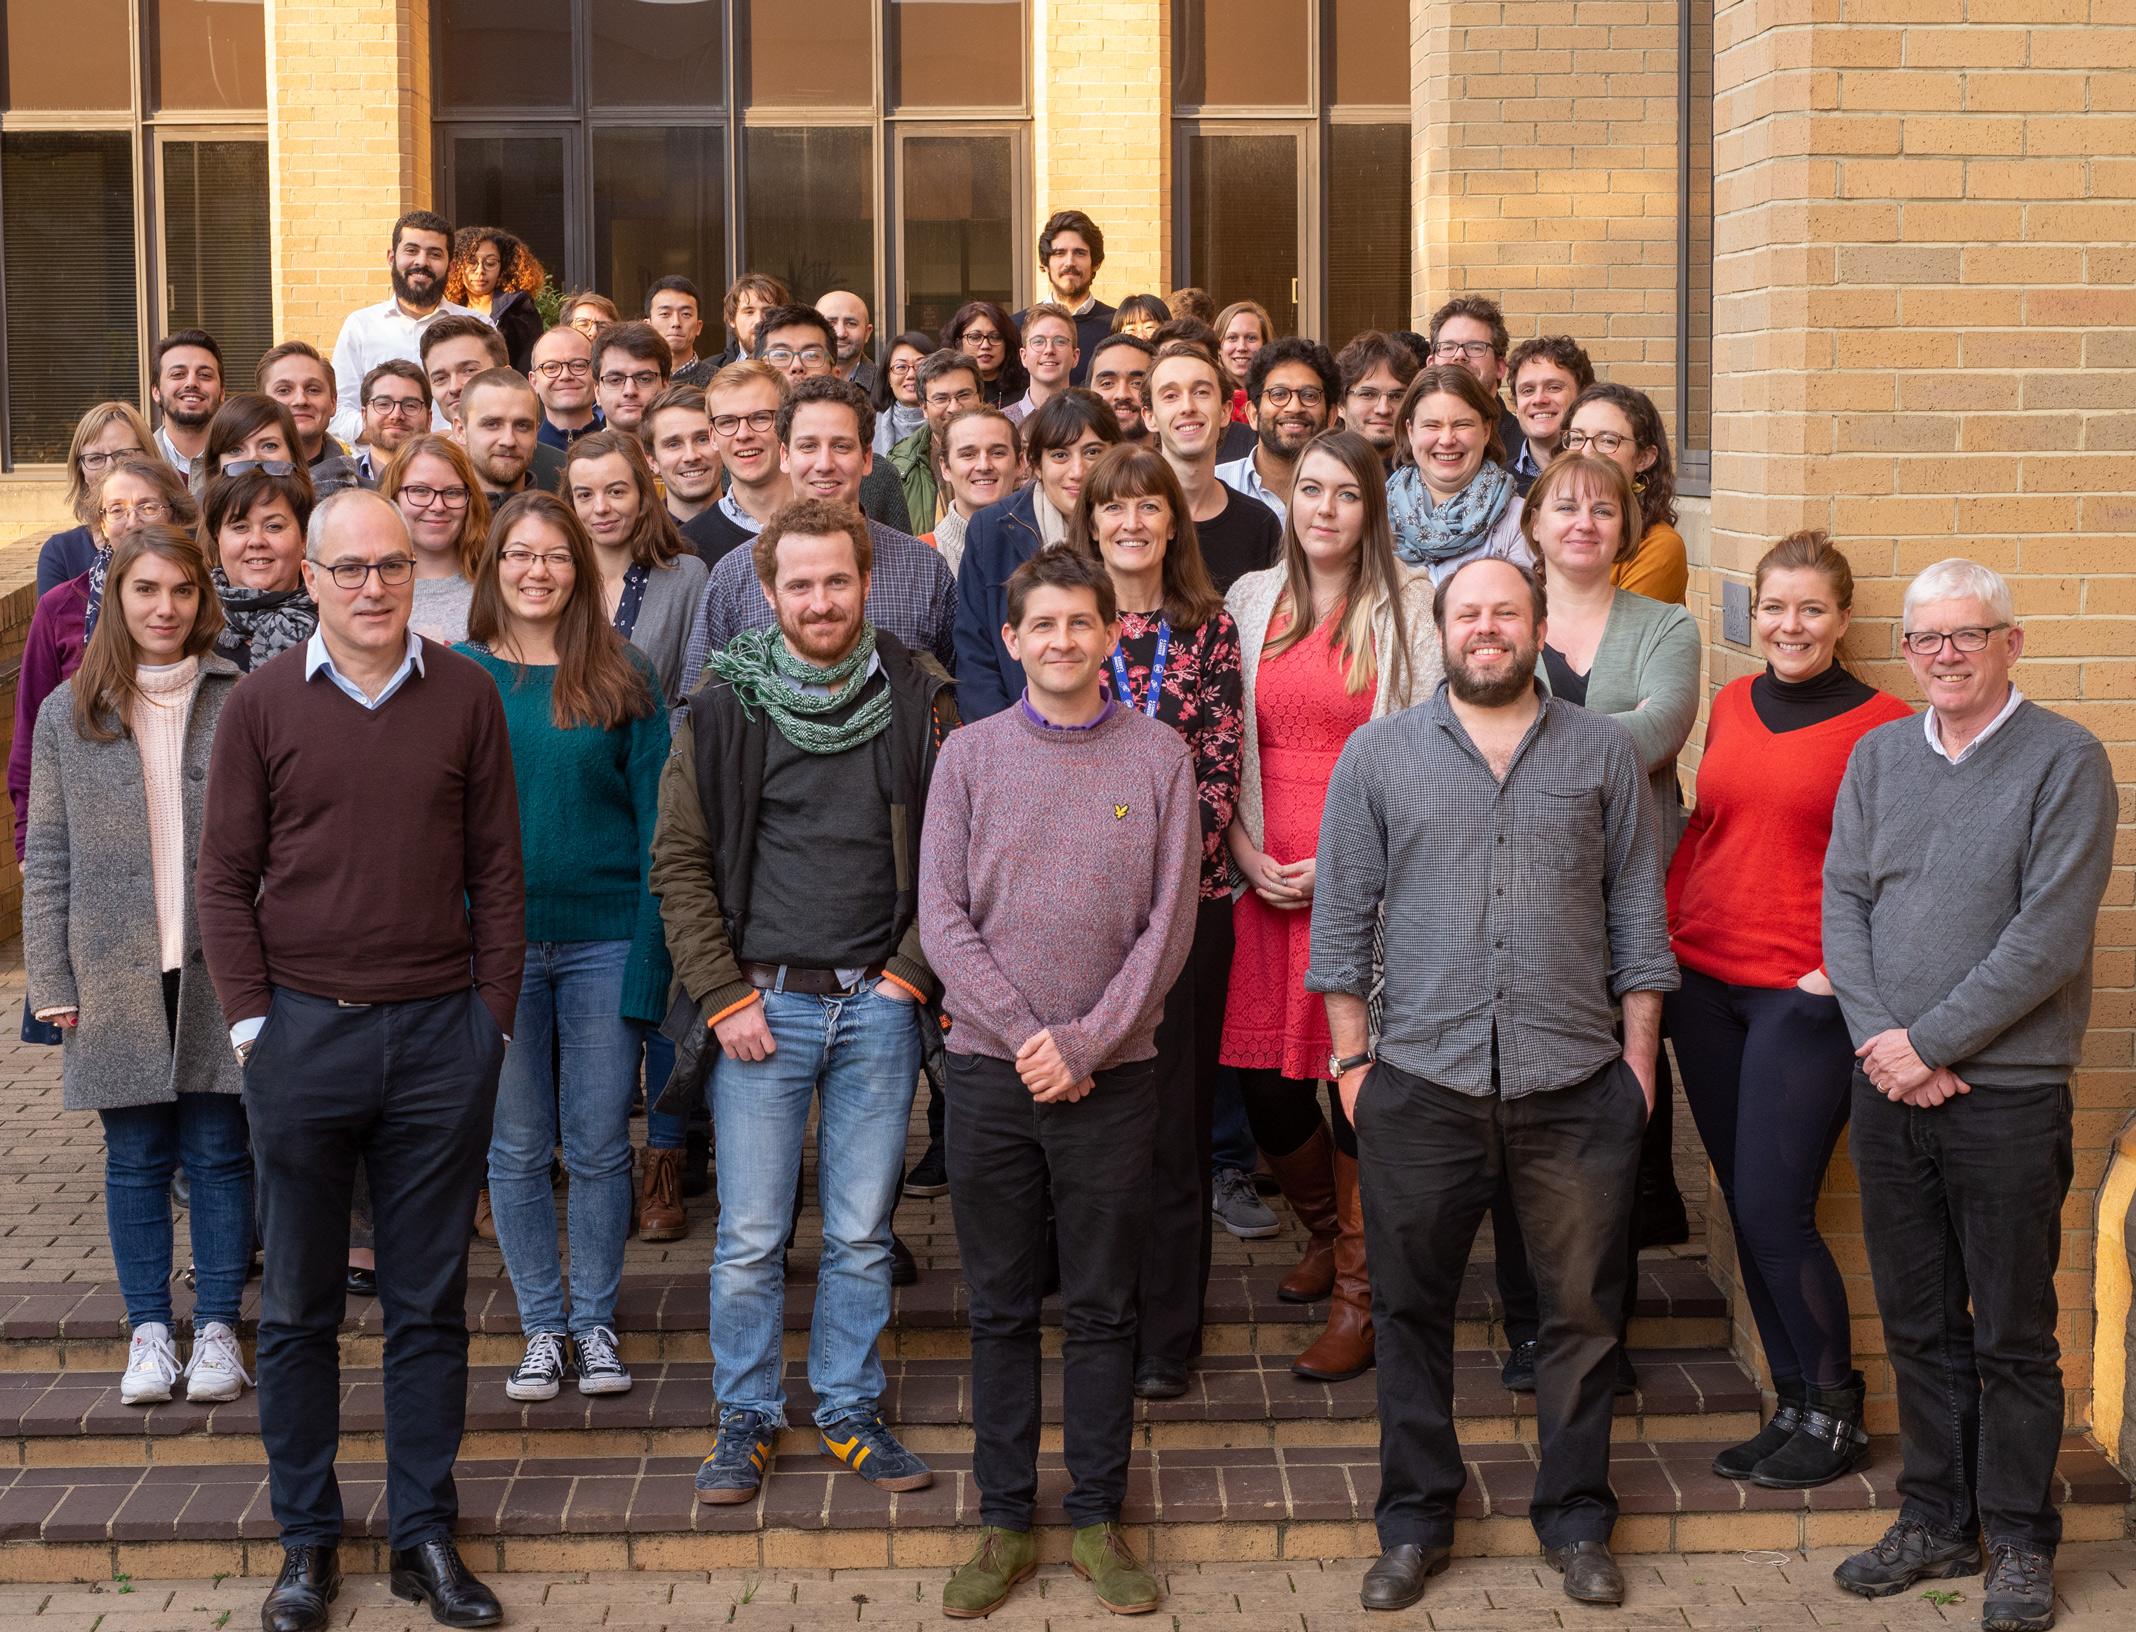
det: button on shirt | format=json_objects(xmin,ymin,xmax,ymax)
[
  {"xmin": 328, "ymin": 297, "xmax": 482, "ymax": 442},
  {"xmin": 1306, "ymin": 683, "xmax": 1678, "ymax": 1097},
  {"xmin": 1213, "ymin": 454, "xmax": 1287, "ymax": 522}
]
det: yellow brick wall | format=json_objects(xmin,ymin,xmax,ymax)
[
  {"xmin": 1710, "ymin": 0, "xmax": 2136, "ymax": 1434},
  {"xmin": 267, "ymin": 0, "xmax": 436, "ymax": 355},
  {"xmin": 1031, "ymin": 0, "xmax": 1171, "ymax": 301}
]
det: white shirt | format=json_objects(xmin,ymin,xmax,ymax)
[
  {"xmin": 1214, "ymin": 454, "xmax": 1287, "ymax": 522},
  {"xmin": 328, "ymin": 296, "xmax": 482, "ymax": 442},
  {"xmin": 1925, "ymin": 684, "xmax": 2024, "ymax": 766},
  {"xmin": 153, "ymin": 423, "xmax": 201, "ymax": 481}
]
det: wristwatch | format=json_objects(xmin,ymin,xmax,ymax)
[{"xmin": 1328, "ymin": 1050, "xmax": 1374, "ymax": 1079}]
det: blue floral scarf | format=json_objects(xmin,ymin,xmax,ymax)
[{"xmin": 1388, "ymin": 461, "xmax": 1516, "ymax": 567}]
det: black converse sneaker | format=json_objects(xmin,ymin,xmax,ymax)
[
  {"xmin": 505, "ymin": 1330, "xmax": 570, "ymax": 1402},
  {"xmin": 573, "ymin": 1325, "xmax": 633, "ymax": 1396}
]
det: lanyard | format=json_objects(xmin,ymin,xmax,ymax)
[{"xmin": 1109, "ymin": 618, "xmax": 1170, "ymax": 718}]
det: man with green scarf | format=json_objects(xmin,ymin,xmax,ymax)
[{"xmin": 651, "ymin": 496, "xmax": 959, "ymax": 1512}]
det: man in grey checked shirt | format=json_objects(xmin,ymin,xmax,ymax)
[{"xmin": 1307, "ymin": 556, "xmax": 1678, "ymax": 1614}]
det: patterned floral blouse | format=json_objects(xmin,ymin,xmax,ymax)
[{"xmin": 1101, "ymin": 608, "xmax": 1246, "ymax": 901}]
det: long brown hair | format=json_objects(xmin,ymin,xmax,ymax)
[
  {"xmin": 378, "ymin": 434, "xmax": 492, "ymax": 578},
  {"xmin": 564, "ymin": 428, "xmax": 686, "ymax": 569},
  {"xmin": 71, "ymin": 527, "xmax": 225, "ymax": 744},
  {"xmin": 1395, "ymin": 363, "xmax": 1508, "ymax": 471},
  {"xmin": 1067, "ymin": 444, "xmax": 1223, "ymax": 629},
  {"xmin": 1564, "ymin": 381, "xmax": 1677, "ymax": 532},
  {"xmin": 1264, "ymin": 429, "xmax": 1415, "ymax": 705},
  {"xmin": 466, "ymin": 491, "xmax": 652, "ymax": 732}
]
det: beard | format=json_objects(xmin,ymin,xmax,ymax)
[
  {"xmin": 1258, "ymin": 414, "xmax": 1316, "ymax": 458},
  {"xmin": 780, "ymin": 606, "xmax": 863, "ymax": 667},
  {"xmin": 159, "ymin": 396, "xmax": 215, "ymax": 431},
  {"xmin": 1445, "ymin": 634, "xmax": 1540, "ymax": 707},
  {"xmin": 390, "ymin": 263, "xmax": 442, "ymax": 311}
]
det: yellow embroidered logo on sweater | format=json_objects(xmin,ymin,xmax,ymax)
[{"xmin": 1113, "ymin": 804, "xmax": 1129, "ymax": 819}]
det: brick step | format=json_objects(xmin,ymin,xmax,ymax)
[
  {"xmin": 0, "ymin": 1435, "xmax": 2122, "ymax": 1582},
  {"xmin": 0, "ymin": 1348, "xmax": 1763, "ymax": 1469},
  {"xmin": 0, "ymin": 1255, "xmax": 1729, "ymax": 1372}
]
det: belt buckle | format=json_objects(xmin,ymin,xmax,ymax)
[{"xmin": 336, "ymin": 999, "xmax": 373, "ymax": 1009}]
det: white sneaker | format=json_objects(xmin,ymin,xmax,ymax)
[
  {"xmin": 184, "ymin": 1321, "xmax": 253, "ymax": 1403},
  {"xmin": 120, "ymin": 1322, "xmax": 183, "ymax": 1406}
]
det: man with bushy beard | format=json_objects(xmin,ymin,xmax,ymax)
[
  {"xmin": 1305, "ymin": 556, "xmax": 1677, "ymax": 1614},
  {"xmin": 328, "ymin": 210, "xmax": 479, "ymax": 443}
]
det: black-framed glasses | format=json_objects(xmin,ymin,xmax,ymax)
[
  {"xmin": 80, "ymin": 446, "xmax": 145, "ymax": 473},
  {"xmin": 1432, "ymin": 340, "xmax": 1497, "ymax": 362},
  {"xmin": 398, "ymin": 483, "xmax": 470, "ymax": 510},
  {"xmin": 532, "ymin": 358, "xmax": 593, "ymax": 379},
  {"xmin": 762, "ymin": 345, "xmax": 829, "ymax": 367},
  {"xmin": 221, "ymin": 458, "xmax": 297, "ymax": 478},
  {"xmin": 711, "ymin": 409, "xmax": 778, "ymax": 436},
  {"xmin": 1561, "ymin": 429, "xmax": 1632, "ymax": 455},
  {"xmin": 311, "ymin": 555, "xmax": 417, "ymax": 590},
  {"xmin": 599, "ymin": 369, "xmax": 662, "ymax": 390},
  {"xmin": 1901, "ymin": 625, "xmax": 2008, "ymax": 656},
  {"xmin": 367, "ymin": 395, "xmax": 427, "ymax": 418},
  {"xmin": 1261, "ymin": 385, "xmax": 1325, "ymax": 409}
]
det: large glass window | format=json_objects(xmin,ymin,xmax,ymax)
[
  {"xmin": 1172, "ymin": 0, "xmax": 1411, "ymax": 342},
  {"xmin": 1, "ymin": 3, "xmax": 267, "ymax": 468},
  {"xmin": 899, "ymin": 132, "xmax": 1016, "ymax": 334},
  {"xmin": 594, "ymin": 126, "xmax": 729, "ymax": 347}
]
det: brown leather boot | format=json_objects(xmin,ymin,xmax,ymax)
[
  {"xmin": 1291, "ymin": 1150, "xmax": 1373, "ymax": 1381},
  {"xmin": 639, "ymin": 1147, "xmax": 688, "ymax": 1243},
  {"xmin": 473, "ymin": 1188, "xmax": 497, "ymax": 1243},
  {"xmin": 1264, "ymin": 1122, "xmax": 1340, "ymax": 1303}
]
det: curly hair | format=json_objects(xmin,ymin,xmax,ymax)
[
  {"xmin": 1564, "ymin": 381, "xmax": 1677, "ymax": 533},
  {"xmin": 444, "ymin": 225, "xmax": 546, "ymax": 305}
]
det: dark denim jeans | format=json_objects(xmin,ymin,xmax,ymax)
[
  {"xmin": 1356, "ymin": 1055, "xmax": 1644, "ymax": 1551},
  {"xmin": 946, "ymin": 1050, "xmax": 1157, "ymax": 1530},
  {"xmin": 99, "ymin": 1095, "xmax": 253, "ymax": 1330},
  {"xmin": 1849, "ymin": 1074, "xmax": 2074, "ymax": 1553}
]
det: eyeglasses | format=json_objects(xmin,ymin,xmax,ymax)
[
  {"xmin": 711, "ymin": 409, "xmax": 778, "ymax": 436},
  {"xmin": 79, "ymin": 446, "xmax": 145, "ymax": 474},
  {"xmin": 925, "ymin": 390, "xmax": 979, "ymax": 410},
  {"xmin": 1432, "ymin": 340, "xmax": 1498, "ymax": 363},
  {"xmin": 887, "ymin": 358, "xmax": 919, "ymax": 377},
  {"xmin": 762, "ymin": 345, "xmax": 829, "ymax": 367},
  {"xmin": 221, "ymin": 458, "xmax": 297, "ymax": 478},
  {"xmin": 598, "ymin": 369, "xmax": 662, "ymax": 390},
  {"xmin": 398, "ymin": 482, "xmax": 471, "ymax": 510},
  {"xmin": 1900, "ymin": 625, "xmax": 2009, "ymax": 656},
  {"xmin": 1346, "ymin": 387, "xmax": 1400, "ymax": 408},
  {"xmin": 311, "ymin": 556, "xmax": 417, "ymax": 589},
  {"xmin": 366, "ymin": 394, "xmax": 427, "ymax": 418},
  {"xmin": 960, "ymin": 331, "xmax": 1004, "ymax": 347},
  {"xmin": 500, "ymin": 547, "xmax": 574, "ymax": 570},
  {"xmin": 1025, "ymin": 335, "xmax": 1075, "ymax": 353},
  {"xmin": 1261, "ymin": 385, "xmax": 1326, "ymax": 409},
  {"xmin": 1560, "ymin": 429, "xmax": 1632, "ymax": 455},
  {"xmin": 531, "ymin": 358, "xmax": 593, "ymax": 379},
  {"xmin": 100, "ymin": 499, "xmax": 171, "ymax": 526}
]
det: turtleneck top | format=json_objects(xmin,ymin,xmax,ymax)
[
  {"xmin": 1750, "ymin": 660, "xmax": 1876, "ymax": 733},
  {"xmin": 129, "ymin": 657, "xmax": 203, "ymax": 973}
]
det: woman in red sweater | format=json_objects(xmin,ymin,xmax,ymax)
[{"xmin": 1664, "ymin": 531, "xmax": 1911, "ymax": 1491}]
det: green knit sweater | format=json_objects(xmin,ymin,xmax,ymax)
[{"xmin": 457, "ymin": 645, "xmax": 672, "ymax": 1024}]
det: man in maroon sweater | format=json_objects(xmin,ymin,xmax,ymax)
[
  {"xmin": 918, "ymin": 547, "xmax": 1199, "ymax": 1619},
  {"xmin": 197, "ymin": 488, "xmax": 523, "ymax": 1632}
]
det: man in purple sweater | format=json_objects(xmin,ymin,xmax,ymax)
[{"xmin": 918, "ymin": 546, "xmax": 1200, "ymax": 1619}]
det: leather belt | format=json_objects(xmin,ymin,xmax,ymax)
[{"xmin": 740, "ymin": 961, "xmax": 885, "ymax": 996}]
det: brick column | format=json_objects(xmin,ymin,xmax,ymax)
[
  {"xmin": 266, "ymin": 0, "xmax": 435, "ymax": 352},
  {"xmin": 1030, "ymin": 0, "xmax": 1170, "ymax": 299},
  {"xmin": 1710, "ymin": 0, "xmax": 2136, "ymax": 1435}
]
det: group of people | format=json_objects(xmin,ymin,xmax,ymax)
[{"xmin": 11, "ymin": 202, "xmax": 2108, "ymax": 1632}]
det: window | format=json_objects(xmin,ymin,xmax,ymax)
[
  {"xmin": 0, "ymin": 1, "xmax": 268, "ymax": 468},
  {"xmin": 1677, "ymin": 0, "xmax": 1713, "ymax": 494},
  {"xmin": 1173, "ymin": 0, "xmax": 1411, "ymax": 343},
  {"xmin": 433, "ymin": 1, "xmax": 1030, "ymax": 347}
]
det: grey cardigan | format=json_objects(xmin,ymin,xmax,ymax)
[
  {"xmin": 1574, "ymin": 588, "xmax": 1702, "ymax": 862},
  {"xmin": 22, "ymin": 657, "xmax": 246, "ymax": 1111},
  {"xmin": 630, "ymin": 553, "xmax": 710, "ymax": 705}
]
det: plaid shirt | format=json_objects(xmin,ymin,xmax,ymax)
[
  {"xmin": 1307, "ymin": 682, "xmax": 1678, "ymax": 1098},
  {"xmin": 678, "ymin": 518, "xmax": 957, "ymax": 701}
]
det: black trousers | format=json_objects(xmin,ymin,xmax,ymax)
[
  {"xmin": 1850, "ymin": 1075, "xmax": 2073, "ymax": 1553},
  {"xmin": 1356, "ymin": 1056, "xmax": 1644, "ymax": 1551},
  {"xmin": 244, "ymin": 986, "xmax": 505, "ymax": 1550},
  {"xmin": 946, "ymin": 1050, "xmax": 1157, "ymax": 1530},
  {"xmin": 1135, "ymin": 898, "xmax": 1231, "ymax": 1368}
]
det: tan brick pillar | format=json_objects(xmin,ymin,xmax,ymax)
[
  {"xmin": 1710, "ymin": 0, "xmax": 2136, "ymax": 1437},
  {"xmin": 267, "ymin": 0, "xmax": 435, "ymax": 353},
  {"xmin": 1030, "ymin": 0, "xmax": 1170, "ymax": 300}
]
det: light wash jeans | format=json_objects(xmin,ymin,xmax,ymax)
[
  {"xmin": 709, "ymin": 982, "xmax": 921, "ymax": 1428},
  {"xmin": 488, "ymin": 940, "xmax": 639, "ymax": 1337}
]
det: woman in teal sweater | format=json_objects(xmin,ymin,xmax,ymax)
[{"xmin": 456, "ymin": 490, "xmax": 670, "ymax": 1404}]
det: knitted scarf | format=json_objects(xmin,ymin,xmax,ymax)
[
  {"xmin": 710, "ymin": 624, "xmax": 892, "ymax": 755},
  {"xmin": 1387, "ymin": 460, "xmax": 1517, "ymax": 566},
  {"xmin": 212, "ymin": 569, "xmax": 319, "ymax": 673}
]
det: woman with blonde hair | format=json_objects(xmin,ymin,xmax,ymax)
[
  {"xmin": 23, "ymin": 526, "xmax": 251, "ymax": 1407},
  {"xmin": 380, "ymin": 434, "xmax": 492, "ymax": 643},
  {"xmin": 563, "ymin": 428, "xmax": 710, "ymax": 703},
  {"xmin": 1214, "ymin": 300, "xmax": 1274, "ymax": 414},
  {"xmin": 38, "ymin": 402, "xmax": 156, "ymax": 596},
  {"xmin": 1221, "ymin": 427, "xmax": 1440, "ymax": 1384}
]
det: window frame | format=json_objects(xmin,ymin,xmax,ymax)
[{"xmin": 1675, "ymin": 0, "xmax": 1714, "ymax": 497}]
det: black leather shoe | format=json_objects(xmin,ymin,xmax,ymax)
[
  {"xmin": 1132, "ymin": 1358, "xmax": 1189, "ymax": 1400},
  {"xmin": 1360, "ymin": 1544, "xmax": 1450, "ymax": 1610},
  {"xmin": 889, "ymin": 1232, "xmax": 920, "ymax": 1287},
  {"xmin": 261, "ymin": 1545, "xmax": 341, "ymax": 1632},
  {"xmin": 1545, "ymin": 1540, "xmax": 1626, "ymax": 1605},
  {"xmin": 345, "ymin": 1264, "xmax": 377, "ymax": 1298},
  {"xmin": 388, "ymin": 1538, "xmax": 503, "ymax": 1627}
]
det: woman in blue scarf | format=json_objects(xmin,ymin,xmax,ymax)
[{"xmin": 1385, "ymin": 363, "xmax": 1533, "ymax": 584}]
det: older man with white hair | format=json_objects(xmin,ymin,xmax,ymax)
[{"xmin": 1822, "ymin": 557, "xmax": 2115, "ymax": 1632}]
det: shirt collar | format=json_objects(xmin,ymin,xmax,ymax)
[
  {"xmin": 305, "ymin": 627, "xmax": 425, "ymax": 685},
  {"xmin": 719, "ymin": 487, "xmax": 768, "ymax": 533},
  {"xmin": 1020, "ymin": 691, "xmax": 1115, "ymax": 731},
  {"xmin": 1925, "ymin": 684, "xmax": 2023, "ymax": 764}
]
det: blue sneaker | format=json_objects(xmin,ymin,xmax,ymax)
[
  {"xmin": 694, "ymin": 1409, "xmax": 776, "ymax": 1505},
  {"xmin": 820, "ymin": 1412, "xmax": 934, "ymax": 1492}
]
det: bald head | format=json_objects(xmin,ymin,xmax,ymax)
[{"xmin": 816, "ymin": 290, "xmax": 874, "ymax": 374}]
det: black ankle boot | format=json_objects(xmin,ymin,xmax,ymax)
[
  {"xmin": 1713, "ymin": 1376, "xmax": 1808, "ymax": 1479},
  {"xmin": 1751, "ymin": 1371, "xmax": 1870, "ymax": 1489}
]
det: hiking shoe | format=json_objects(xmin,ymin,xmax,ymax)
[
  {"xmin": 505, "ymin": 1330, "xmax": 569, "ymax": 1402},
  {"xmin": 696, "ymin": 1409, "xmax": 776, "ymax": 1504},
  {"xmin": 1212, "ymin": 1165, "xmax": 1281, "ymax": 1239},
  {"xmin": 573, "ymin": 1325, "xmax": 632, "ymax": 1395},
  {"xmin": 184, "ymin": 1321, "xmax": 252, "ymax": 1403},
  {"xmin": 1982, "ymin": 1542, "xmax": 2055, "ymax": 1632},
  {"xmin": 1071, "ymin": 1521, "xmax": 1161, "ymax": 1614},
  {"xmin": 120, "ymin": 1322, "xmax": 182, "ymax": 1406},
  {"xmin": 1834, "ymin": 1518, "xmax": 1982, "ymax": 1598},
  {"xmin": 943, "ymin": 1526, "xmax": 1036, "ymax": 1618},
  {"xmin": 821, "ymin": 1413, "xmax": 933, "ymax": 1491},
  {"xmin": 1500, "ymin": 1339, "xmax": 1537, "ymax": 1393},
  {"xmin": 905, "ymin": 1142, "xmax": 949, "ymax": 1198}
]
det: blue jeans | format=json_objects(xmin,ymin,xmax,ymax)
[
  {"xmin": 709, "ymin": 983, "xmax": 921, "ymax": 1427},
  {"xmin": 1211, "ymin": 1067, "xmax": 1257, "ymax": 1172},
  {"xmin": 642, "ymin": 1028, "xmax": 689, "ymax": 1150},
  {"xmin": 100, "ymin": 1095, "xmax": 254, "ymax": 1329},
  {"xmin": 487, "ymin": 940, "xmax": 640, "ymax": 1337}
]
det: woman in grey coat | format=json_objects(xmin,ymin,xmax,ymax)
[
  {"xmin": 562, "ymin": 427, "xmax": 709, "ymax": 705},
  {"xmin": 22, "ymin": 527, "xmax": 253, "ymax": 1410}
]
